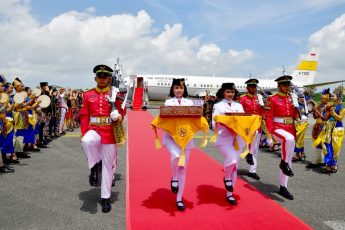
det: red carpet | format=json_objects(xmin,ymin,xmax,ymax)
[
  {"xmin": 132, "ymin": 88, "xmax": 144, "ymax": 110},
  {"xmin": 127, "ymin": 111, "xmax": 312, "ymax": 230}
]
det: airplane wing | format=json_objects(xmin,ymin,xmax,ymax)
[{"xmin": 304, "ymin": 80, "xmax": 345, "ymax": 88}]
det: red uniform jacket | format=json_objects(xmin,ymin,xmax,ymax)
[
  {"xmin": 80, "ymin": 86, "xmax": 126, "ymax": 144},
  {"xmin": 239, "ymin": 93, "xmax": 263, "ymax": 115},
  {"xmin": 265, "ymin": 92, "xmax": 299, "ymax": 137}
]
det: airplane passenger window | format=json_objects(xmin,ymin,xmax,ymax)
[{"xmin": 194, "ymin": 84, "xmax": 196, "ymax": 87}]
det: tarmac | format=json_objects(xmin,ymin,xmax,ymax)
[{"xmin": 0, "ymin": 109, "xmax": 344, "ymax": 230}]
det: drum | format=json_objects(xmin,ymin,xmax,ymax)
[
  {"xmin": 32, "ymin": 88, "xmax": 42, "ymax": 97},
  {"xmin": 37, "ymin": 95, "xmax": 51, "ymax": 108},
  {"xmin": 13, "ymin": 92, "xmax": 27, "ymax": 104},
  {"xmin": 0, "ymin": 93, "xmax": 9, "ymax": 103}
]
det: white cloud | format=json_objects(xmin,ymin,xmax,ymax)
[
  {"xmin": 0, "ymin": 0, "xmax": 255, "ymax": 89},
  {"xmin": 308, "ymin": 14, "xmax": 345, "ymax": 83},
  {"xmin": 197, "ymin": 44, "xmax": 221, "ymax": 61},
  {"xmin": 260, "ymin": 13, "xmax": 345, "ymax": 89}
]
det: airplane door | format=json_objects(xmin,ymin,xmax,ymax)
[{"xmin": 137, "ymin": 77, "xmax": 144, "ymax": 88}]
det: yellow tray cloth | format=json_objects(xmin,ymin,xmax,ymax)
[
  {"xmin": 210, "ymin": 115, "xmax": 262, "ymax": 158},
  {"xmin": 151, "ymin": 116, "xmax": 209, "ymax": 166},
  {"xmin": 295, "ymin": 121, "xmax": 309, "ymax": 149},
  {"xmin": 313, "ymin": 121, "xmax": 344, "ymax": 159}
]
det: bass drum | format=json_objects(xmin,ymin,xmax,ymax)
[
  {"xmin": 13, "ymin": 91, "xmax": 27, "ymax": 104},
  {"xmin": 307, "ymin": 100, "xmax": 316, "ymax": 114},
  {"xmin": 0, "ymin": 93, "xmax": 9, "ymax": 103},
  {"xmin": 32, "ymin": 88, "xmax": 42, "ymax": 97},
  {"xmin": 37, "ymin": 95, "xmax": 51, "ymax": 108}
]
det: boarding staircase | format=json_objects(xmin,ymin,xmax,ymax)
[{"xmin": 132, "ymin": 87, "xmax": 144, "ymax": 110}]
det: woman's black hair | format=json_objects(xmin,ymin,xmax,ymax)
[
  {"xmin": 216, "ymin": 82, "xmax": 239, "ymax": 100},
  {"xmin": 169, "ymin": 78, "xmax": 188, "ymax": 97}
]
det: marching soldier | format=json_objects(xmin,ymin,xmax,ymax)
[
  {"xmin": 264, "ymin": 75, "xmax": 300, "ymax": 200},
  {"xmin": 213, "ymin": 83, "xmax": 245, "ymax": 205},
  {"xmin": 163, "ymin": 78, "xmax": 194, "ymax": 211},
  {"xmin": 239, "ymin": 78, "xmax": 263, "ymax": 180},
  {"xmin": 80, "ymin": 64, "xmax": 126, "ymax": 213}
]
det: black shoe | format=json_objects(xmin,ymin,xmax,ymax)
[
  {"xmin": 226, "ymin": 195, "xmax": 237, "ymax": 205},
  {"xmin": 279, "ymin": 160, "xmax": 294, "ymax": 177},
  {"xmin": 3, "ymin": 157, "xmax": 12, "ymax": 164},
  {"xmin": 306, "ymin": 163, "xmax": 319, "ymax": 168},
  {"xmin": 37, "ymin": 143, "xmax": 48, "ymax": 148},
  {"xmin": 89, "ymin": 164, "xmax": 98, "ymax": 186},
  {"xmin": 0, "ymin": 166, "xmax": 15, "ymax": 174},
  {"xmin": 176, "ymin": 201, "xmax": 185, "ymax": 211},
  {"xmin": 248, "ymin": 172, "xmax": 260, "ymax": 180},
  {"xmin": 245, "ymin": 153, "xmax": 254, "ymax": 165},
  {"xmin": 101, "ymin": 198, "xmax": 111, "ymax": 213},
  {"xmin": 171, "ymin": 179, "xmax": 179, "ymax": 193},
  {"xmin": 223, "ymin": 177, "xmax": 233, "ymax": 192},
  {"xmin": 16, "ymin": 152, "xmax": 31, "ymax": 159},
  {"xmin": 278, "ymin": 186, "xmax": 294, "ymax": 200}
]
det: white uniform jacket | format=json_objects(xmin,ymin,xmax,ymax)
[
  {"xmin": 163, "ymin": 97, "xmax": 195, "ymax": 149},
  {"xmin": 212, "ymin": 99, "xmax": 245, "ymax": 146}
]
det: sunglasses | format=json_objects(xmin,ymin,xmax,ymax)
[{"xmin": 279, "ymin": 82, "xmax": 291, "ymax": 86}]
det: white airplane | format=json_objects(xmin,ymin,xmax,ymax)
[{"xmin": 126, "ymin": 47, "xmax": 344, "ymax": 101}]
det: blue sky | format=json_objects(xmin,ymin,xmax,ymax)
[{"xmin": 1, "ymin": 0, "xmax": 345, "ymax": 88}]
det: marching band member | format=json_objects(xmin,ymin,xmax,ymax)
[
  {"xmin": 163, "ymin": 78, "xmax": 194, "ymax": 211},
  {"xmin": 1, "ymin": 82, "xmax": 20, "ymax": 164},
  {"xmin": 12, "ymin": 78, "xmax": 31, "ymax": 159},
  {"xmin": 307, "ymin": 89, "xmax": 330, "ymax": 168},
  {"xmin": 0, "ymin": 79, "xmax": 15, "ymax": 173},
  {"xmin": 213, "ymin": 83, "xmax": 245, "ymax": 205},
  {"xmin": 23, "ymin": 87, "xmax": 40, "ymax": 152},
  {"xmin": 264, "ymin": 75, "xmax": 299, "ymax": 200},
  {"xmin": 80, "ymin": 64, "xmax": 126, "ymax": 213},
  {"xmin": 313, "ymin": 87, "xmax": 344, "ymax": 173},
  {"xmin": 239, "ymin": 78, "xmax": 263, "ymax": 180}
]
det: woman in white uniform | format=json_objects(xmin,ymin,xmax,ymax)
[
  {"xmin": 212, "ymin": 83, "xmax": 245, "ymax": 205},
  {"xmin": 163, "ymin": 78, "xmax": 194, "ymax": 211}
]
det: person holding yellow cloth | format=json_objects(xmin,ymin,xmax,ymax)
[
  {"xmin": 152, "ymin": 78, "xmax": 201, "ymax": 211},
  {"xmin": 212, "ymin": 83, "xmax": 245, "ymax": 205}
]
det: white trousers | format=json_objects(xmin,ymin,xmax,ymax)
[
  {"xmin": 215, "ymin": 135, "xmax": 244, "ymax": 169},
  {"xmin": 249, "ymin": 133, "xmax": 261, "ymax": 173},
  {"xmin": 272, "ymin": 129, "xmax": 295, "ymax": 188},
  {"xmin": 81, "ymin": 130, "xmax": 117, "ymax": 199},
  {"xmin": 59, "ymin": 108, "xmax": 67, "ymax": 133},
  {"xmin": 165, "ymin": 140, "xmax": 191, "ymax": 165}
]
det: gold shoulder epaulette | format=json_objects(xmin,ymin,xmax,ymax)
[{"xmin": 84, "ymin": 88, "xmax": 95, "ymax": 93}]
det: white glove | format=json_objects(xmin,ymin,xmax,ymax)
[
  {"xmin": 300, "ymin": 115, "xmax": 308, "ymax": 122},
  {"xmin": 110, "ymin": 110, "xmax": 121, "ymax": 121},
  {"xmin": 266, "ymin": 137, "xmax": 274, "ymax": 147}
]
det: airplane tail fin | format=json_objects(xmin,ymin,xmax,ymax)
[{"xmin": 291, "ymin": 47, "xmax": 320, "ymax": 86}]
